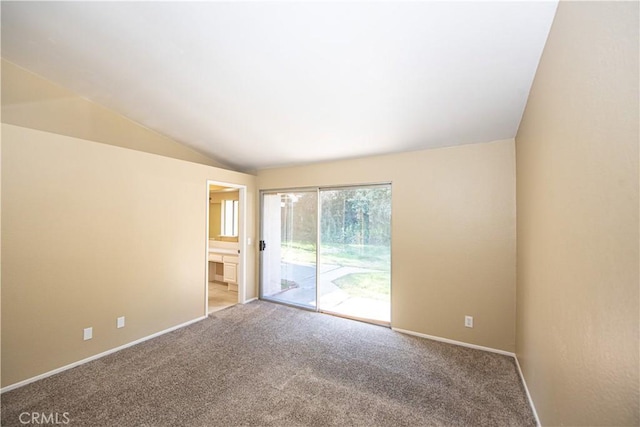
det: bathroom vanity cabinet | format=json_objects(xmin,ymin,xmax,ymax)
[
  {"xmin": 222, "ymin": 256, "xmax": 239, "ymax": 285},
  {"xmin": 208, "ymin": 241, "xmax": 239, "ymax": 291}
]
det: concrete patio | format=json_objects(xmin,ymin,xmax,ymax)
[{"xmin": 265, "ymin": 261, "xmax": 390, "ymax": 323}]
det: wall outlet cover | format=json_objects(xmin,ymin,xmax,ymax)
[
  {"xmin": 83, "ymin": 327, "xmax": 93, "ymax": 340},
  {"xmin": 117, "ymin": 316, "xmax": 125, "ymax": 328},
  {"xmin": 465, "ymin": 316, "xmax": 474, "ymax": 328}
]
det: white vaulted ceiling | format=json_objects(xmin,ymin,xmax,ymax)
[{"xmin": 1, "ymin": 1, "xmax": 558, "ymax": 171}]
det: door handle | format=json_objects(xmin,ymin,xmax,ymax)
[{"xmin": 259, "ymin": 240, "xmax": 266, "ymax": 251}]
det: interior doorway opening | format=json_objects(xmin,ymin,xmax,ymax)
[{"xmin": 206, "ymin": 181, "xmax": 247, "ymax": 314}]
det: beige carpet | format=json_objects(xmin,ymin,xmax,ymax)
[{"xmin": 1, "ymin": 301, "xmax": 535, "ymax": 426}]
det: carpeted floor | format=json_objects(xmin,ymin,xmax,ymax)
[{"xmin": 1, "ymin": 301, "xmax": 535, "ymax": 426}]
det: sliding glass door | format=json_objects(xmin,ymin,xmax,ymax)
[
  {"xmin": 260, "ymin": 190, "xmax": 317, "ymax": 309},
  {"xmin": 318, "ymin": 186, "xmax": 391, "ymax": 323},
  {"xmin": 260, "ymin": 185, "xmax": 391, "ymax": 324}
]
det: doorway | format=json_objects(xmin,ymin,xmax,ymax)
[
  {"xmin": 260, "ymin": 184, "xmax": 391, "ymax": 325},
  {"xmin": 206, "ymin": 181, "xmax": 246, "ymax": 314}
]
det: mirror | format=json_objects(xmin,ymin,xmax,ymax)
[{"xmin": 209, "ymin": 189, "xmax": 239, "ymax": 242}]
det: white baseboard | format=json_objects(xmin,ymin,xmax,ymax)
[
  {"xmin": 1, "ymin": 315, "xmax": 207, "ymax": 394},
  {"xmin": 242, "ymin": 297, "xmax": 257, "ymax": 304},
  {"xmin": 3, "ymin": 313, "xmax": 540, "ymax": 427},
  {"xmin": 392, "ymin": 327, "xmax": 539, "ymax": 425},
  {"xmin": 514, "ymin": 355, "xmax": 541, "ymax": 427},
  {"xmin": 392, "ymin": 327, "xmax": 515, "ymax": 357}
]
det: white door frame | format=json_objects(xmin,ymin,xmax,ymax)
[
  {"xmin": 205, "ymin": 180, "xmax": 248, "ymax": 316},
  {"xmin": 258, "ymin": 183, "xmax": 392, "ymax": 326}
]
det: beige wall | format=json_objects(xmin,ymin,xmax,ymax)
[
  {"xmin": 1, "ymin": 59, "xmax": 227, "ymax": 169},
  {"xmin": 257, "ymin": 139, "xmax": 516, "ymax": 352},
  {"xmin": 210, "ymin": 202, "xmax": 222, "ymax": 239},
  {"xmin": 1, "ymin": 124, "xmax": 257, "ymax": 388},
  {"xmin": 515, "ymin": 2, "xmax": 639, "ymax": 426}
]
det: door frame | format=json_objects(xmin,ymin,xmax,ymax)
[
  {"xmin": 259, "ymin": 183, "xmax": 392, "ymax": 325},
  {"xmin": 258, "ymin": 188, "xmax": 320, "ymax": 310},
  {"xmin": 205, "ymin": 180, "xmax": 248, "ymax": 316}
]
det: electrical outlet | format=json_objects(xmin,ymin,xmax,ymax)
[
  {"xmin": 464, "ymin": 316, "xmax": 474, "ymax": 328},
  {"xmin": 117, "ymin": 316, "xmax": 125, "ymax": 329},
  {"xmin": 83, "ymin": 327, "xmax": 93, "ymax": 340}
]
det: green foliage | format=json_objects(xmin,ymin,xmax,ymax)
[
  {"xmin": 333, "ymin": 272, "xmax": 391, "ymax": 301},
  {"xmin": 320, "ymin": 186, "xmax": 391, "ymax": 246},
  {"xmin": 281, "ymin": 241, "xmax": 317, "ymax": 264},
  {"xmin": 320, "ymin": 244, "xmax": 390, "ymax": 270},
  {"xmin": 281, "ymin": 241, "xmax": 390, "ymax": 271},
  {"xmin": 278, "ymin": 186, "xmax": 391, "ymax": 248},
  {"xmin": 280, "ymin": 192, "xmax": 317, "ymax": 245}
]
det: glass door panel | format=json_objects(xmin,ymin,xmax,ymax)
[
  {"xmin": 260, "ymin": 191, "xmax": 317, "ymax": 309},
  {"xmin": 318, "ymin": 185, "xmax": 391, "ymax": 324}
]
